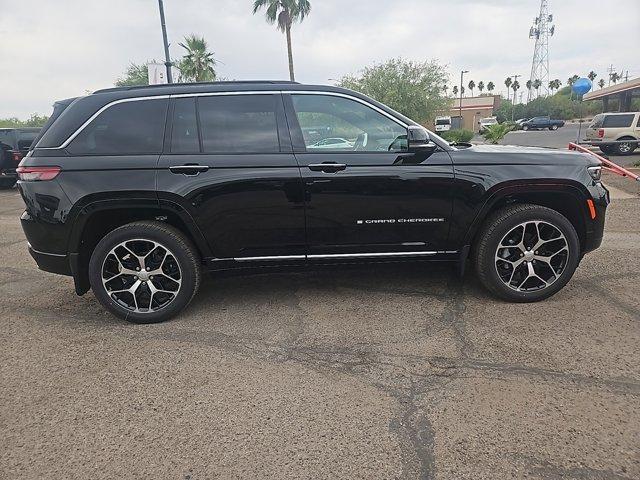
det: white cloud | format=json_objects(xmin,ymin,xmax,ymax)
[{"xmin": 0, "ymin": 0, "xmax": 637, "ymax": 117}]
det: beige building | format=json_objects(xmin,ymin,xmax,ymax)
[{"xmin": 430, "ymin": 95, "xmax": 501, "ymax": 132}]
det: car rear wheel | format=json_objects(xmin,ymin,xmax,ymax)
[
  {"xmin": 89, "ymin": 221, "xmax": 201, "ymax": 323},
  {"xmin": 614, "ymin": 137, "xmax": 637, "ymax": 156},
  {"xmin": 474, "ymin": 204, "xmax": 580, "ymax": 302}
]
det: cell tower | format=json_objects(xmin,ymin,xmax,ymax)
[{"xmin": 527, "ymin": 0, "xmax": 555, "ymax": 101}]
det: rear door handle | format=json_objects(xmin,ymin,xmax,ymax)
[
  {"xmin": 308, "ymin": 163, "xmax": 347, "ymax": 173},
  {"xmin": 169, "ymin": 164, "xmax": 209, "ymax": 176}
]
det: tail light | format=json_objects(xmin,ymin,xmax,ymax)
[
  {"xmin": 597, "ymin": 129, "xmax": 604, "ymax": 138},
  {"xmin": 12, "ymin": 151, "xmax": 24, "ymax": 163},
  {"xmin": 16, "ymin": 166, "xmax": 61, "ymax": 181}
]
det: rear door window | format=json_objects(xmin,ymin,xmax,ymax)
[
  {"xmin": 0, "ymin": 130, "xmax": 15, "ymax": 149},
  {"xmin": 17, "ymin": 130, "xmax": 39, "ymax": 150},
  {"xmin": 67, "ymin": 98, "xmax": 169, "ymax": 155},
  {"xmin": 170, "ymin": 98, "xmax": 200, "ymax": 153},
  {"xmin": 602, "ymin": 114, "xmax": 634, "ymax": 128},
  {"xmin": 197, "ymin": 95, "xmax": 280, "ymax": 154}
]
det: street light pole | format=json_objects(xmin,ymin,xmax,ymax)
[
  {"xmin": 157, "ymin": 0, "xmax": 173, "ymax": 83},
  {"xmin": 460, "ymin": 70, "xmax": 468, "ymax": 128}
]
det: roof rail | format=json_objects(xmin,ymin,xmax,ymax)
[{"xmin": 94, "ymin": 80, "xmax": 300, "ymax": 94}]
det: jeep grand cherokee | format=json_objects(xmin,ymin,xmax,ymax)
[{"xmin": 17, "ymin": 81, "xmax": 609, "ymax": 323}]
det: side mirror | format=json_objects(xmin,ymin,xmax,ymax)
[{"xmin": 407, "ymin": 125, "xmax": 436, "ymax": 153}]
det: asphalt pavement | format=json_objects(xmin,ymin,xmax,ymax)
[
  {"xmin": 500, "ymin": 123, "xmax": 639, "ymax": 167},
  {"xmin": 1, "ymin": 174, "xmax": 639, "ymax": 479}
]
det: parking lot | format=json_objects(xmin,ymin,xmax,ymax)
[{"xmin": 1, "ymin": 168, "xmax": 639, "ymax": 479}]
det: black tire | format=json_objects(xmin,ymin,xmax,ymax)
[
  {"xmin": 473, "ymin": 204, "xmax": 580, "ymax": 303},
  {"xmin": 614, "ymin": 137, "xmax": 637, "ymax": 156},
  {"xmin": 0, "ymin": 177, "xmax": 16, "ymax": 189},
  {"xmin": 599, "ymin": 145, "xmax": 614, "ymax": 155},
  {"xmin": 550, "ymin": 125, "xmax": 558, "ymax": 131},
  {"xmin": 88, "ymin": 221, "xmax": 201, "ymax": 323},
  {"xmin": 522, "ymin": 125, "xmax": 529, "ymax": 131}
]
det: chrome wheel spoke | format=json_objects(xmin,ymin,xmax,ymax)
[
  {"xmin": 102, "ymin": 238, "xmax": 182, "ymax": 313},
  {"xmin": 495, "ymin": 220, "xmax": 569, "ymax": 292}
]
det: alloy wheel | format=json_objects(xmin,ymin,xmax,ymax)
[
  {"xmin": 495, "ymin": 220, "xmax": 569, "ymax": 292},
  {"xmin": 101, "ymin": 239, "xmax": 182, "ymax": 313}
]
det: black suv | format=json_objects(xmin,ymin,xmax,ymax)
[
  {"xmin": 0, "ymin": 127, "xmax": 40, "ymax": 187},
  {"xmin": 18, "ymin": 81, "xmax": 609, "ymax": 323}
]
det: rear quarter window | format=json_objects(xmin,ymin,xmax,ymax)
[
  {"xmin": 602, "ymin": 114, "xmax": 634, "ymax": 128},
  {"xmin": 67, "ymin": 98, "xmax": 168, "ymax": 155}
]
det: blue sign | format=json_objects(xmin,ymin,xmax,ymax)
[{"xmin": 572, "ymin": 78, "xmax": 592, "ymax": 96}]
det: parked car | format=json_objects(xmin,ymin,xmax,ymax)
[
  {"xmin": 585, "ymin": 111, "xmax": 639, "ymax": 156},
  {"xmin": 308, "ymin": 137, "xmax": 353, "ymax": 150},
  {"xmin": 0, "ymin": 128, "xmax": 40, "ymax": 187},
  {"xmin": 18, "ymin": 81, "xmax": 608, "ymax": 323},
  {"xmin": 434, "ymin": 116, "xmax": 452, "ymax": 132},
  {"xmin": 478, "ymin": 116, "xmax": 498, "ymax": 133},
  {"xmin": 521, "ymin": 116, "xmax": 565, "ymax": 131}
]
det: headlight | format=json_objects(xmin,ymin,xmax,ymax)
[{"xmin": 587, "ymin": 166, "xmax": 602, "ymax": 182}]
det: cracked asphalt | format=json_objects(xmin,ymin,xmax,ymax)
[{"xmin": 1, "ymin": 173, "xmax": 639, "ymax": 479}]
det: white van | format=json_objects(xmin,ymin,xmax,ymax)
[{"xmin": 435, "ymin": 116, "xmax": 452, "ymax": 132}]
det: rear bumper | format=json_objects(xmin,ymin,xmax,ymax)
[{"xmin": 28, "ymin": 243, "xmax": 71, "ymax": 276}]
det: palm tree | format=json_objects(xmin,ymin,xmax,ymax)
[
  {"xmin": 548, "ymin": 79, "xmax": 561, "ymax": 94},
  {"xmin": 452, "ymin": 85, "xmax": 459, "ymax": 97},
  {"xmin": 252, "ymin": 0, "xmax": 311, "ymax": 81},
  {"xmin": 504, "ymin": 77, "xmax": 512, "ymax": 101},
  {"xmin": 487, "ymin": 81, "xmax": 495, "ymax": 94},
  {"xmin": 598, "ymin": 78, "xmax": 605, "ymax": 89},
  {"xmin": 477, "ymin": 81, "xmax": 485, "ymax": 94},
  {"xmin": 526, "ymin": 79, "xmax": 533, "ymax": 92},
  {"xmin": 442, "ymin": 84, "xmax": 448, "ymax": 95},
  {"xmin": 610, "ymin": 72, "xmax": 621, "ymax": 84},
  {"xmin": 178, "ymin": 35, "xmax": 217, "ymax": 82},
  {"xmin": 461, "ymin": 86, "xmax": 466, "ymax": 97},
  {"xmin": 511, "ymin": 80, "xmax": 520, "ymax": 98},
  {"xmin": 567, "ymin": 75, "xmax": 579, "ymax": 87},
  {"xmin": 533, "ymin": 79, "xmax": 542, "ymax": 97},
  {"xmin": 468, "ymin": 80, "xmax": 476, "ymax": 97},
  {"xmin": 588, "ymin": 71, "xmax": 597, "ymax": 82}
]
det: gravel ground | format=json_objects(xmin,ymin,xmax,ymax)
[{"xmin": 0, "ymin": 173, "xmax": 638, "ymax": 479}]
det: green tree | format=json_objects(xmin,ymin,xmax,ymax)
[
  {"xmin": 115, "ymin": 62, "xmax": 150, "ymax": 86},
  {"xmin": 588, "ymin": 71, "xmax": 597, "ymax": 82},
  {"xmin": 526, "ymin": 79, "xmax": 533, "ymax": 92},
  {"xmin": 511, "ymin": 80, "xmax": 520, "ymax": 98},
  {"xmin": 487, "ymin": 81, "xmax": 495, "ymax": 93},
  {"xmin": 468, "ymin": 80, "xmax": 475, "ymax": 97},
  {"xmin": 477, "ymin": 81, "xmax": 485, "ymax": 94},
  {"xmin": 178, "ymin": 34, "xmax": 217, "ymax": 82},
  {"xmin": 482, "ymin": 123, "xmax": 513, "ymax": 144},
  {"xmin": 0, "ymin": 114, "xmax": 49, "ymax": 128},
  {"xmin": 252, "ymin": 0, "xmax": 311, "ymax": 81},
  {"xmin": 504, "ymin": 77, "xmax": 512, "ymax": 101},
  {"xmin": 338, "ymin": 58, "xmax": 449, "ymax": 125},
  {"xmin": 609, "ymin": 72, "xmax": 621, "ymax": 84},
  {"xmin": 598, "ymin": 78, "xmax": 605, "ymax": 89},
  {"xmin": 532, "ymin": 79, "xmax": 542, "ymax": 97}
]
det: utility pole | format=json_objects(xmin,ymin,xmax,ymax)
[
  {"xmin": 607, "ymin": 64, "xmax": 615, "ymax": 86},
  {"xmin": 157, "ymin": 0, "xmax": 173, "ymax": 83},
  {"xmin": 459, "ymin": 70, "xmax": 469, "ymax": 128}
]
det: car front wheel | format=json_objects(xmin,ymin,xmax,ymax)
[
  {"xmin": 474, "ymin": 204, "xmax": 580, "ymax": 302},
  {"xmin": 88, "ymin": 221, "xmax": 201, "ymax": 323},
  {"xmin": 550, "ymin": 125, "xmax": 558, "ymax": 130},
  {"xmin": 522, "ymin": 125, "xmax": 529, "ymax": 131}
]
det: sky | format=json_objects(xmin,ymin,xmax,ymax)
[{"xmin": 0, "ymin": 0, "xmax": 638, "ymax": 118}]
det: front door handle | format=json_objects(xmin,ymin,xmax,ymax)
[
  {"xmin": 308, "ymin": 163, "xmax": 347, "ymax": 173},
  {"xmin": 169, "ymin": 164, "xmax": 209, "ymax": 176}
]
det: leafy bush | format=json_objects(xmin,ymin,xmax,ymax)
[
  {"xmin": 482, "ymin": 123, "xmax": 514, "ymax": 144},
  {"xmin": 440, "ymin": 129, "xmax": 474, "ymax": 144}
]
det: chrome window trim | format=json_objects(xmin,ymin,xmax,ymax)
[
  {"xmin": 37, "ymin": 95, "xmax": 171, "ymax": 150},
  {"xmin": 36, "ymin": 90, "xmax": 409, "ymax": 150}
]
